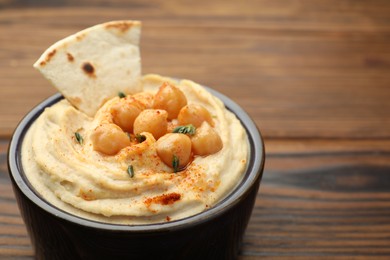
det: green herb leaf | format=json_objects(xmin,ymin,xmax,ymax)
[
  {"xmin": 127, "ymin": 165, "xmax": 134, "ymax": 178},
  {"xmin": 172, "ymin": 155, "xmax": 179, "ymax": 173},
  {"xmin": 135, "ymin": 134, "xmax": 146, "ymax": 143},
  {"xmin": 75, "ymin": 132, "xmax": 83, "ymax": 145},
  {"xmin": 172, "ymin": 124, "xmax": 196, "ymax": 135},
  {"xmin": 118, "ymin": 91, "xmax": 126, "ymax": 98}
]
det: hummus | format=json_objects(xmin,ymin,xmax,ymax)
[{"xmin": 22, "ymin": 74, "xmax": 249, "ymax": 224}]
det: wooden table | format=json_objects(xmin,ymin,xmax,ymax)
[{"xmin": 1, "ymin": 0, "xmax": 390, "ymax": 259}]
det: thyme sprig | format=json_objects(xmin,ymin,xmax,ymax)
[
  {"xmin": 118, "ymin": 91, "xmax": 126, "ymax": 98},
  {"xmin": 172, "ymin": 124, "xmax": 196, "ymax": 135},
  {"xmin": 135, "ymin": 134, "xmax": 146, "ymax": 143},
  {"xmin": 75, "ymin": 132, "xmax": 83, "ymax": 145},
  {"xmin": 172, "ymin": 155, "xmax": 179, "ymax": 173},
  {"xmin": 127, "ymin": 165, "xmax": 134, "ymax": 178}
]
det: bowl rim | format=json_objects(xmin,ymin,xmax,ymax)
[{"xmin": 8, "ymin": 87, "xmax": 265, "ymax": 232}]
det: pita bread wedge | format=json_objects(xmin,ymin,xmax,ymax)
[{"xmin": 34, "ymin": 20, "xmax": 142, "ymax": 117}]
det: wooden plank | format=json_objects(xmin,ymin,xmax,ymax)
[
  {"xmin": 2, "ymin": 139, "xmax": 390, "ymax": 258},
  {"xmin": 242, "ymin": 146, "xmax": 390, "ymax": 257},
  {"xmin": 0, "ymin": 1, "xmax": 390, "ymax": 138}
]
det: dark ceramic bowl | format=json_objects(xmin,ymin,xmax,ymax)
[{"xmin": 8, "ymin": 87, "xmax": 265, "ymax": 260}]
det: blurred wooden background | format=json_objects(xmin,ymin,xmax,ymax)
[{"xmin": 1, "ymin": 0, "xmax": 390, "ymax": 258}]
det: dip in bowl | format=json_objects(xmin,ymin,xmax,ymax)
[
  {"xmin": 19, "ymin": 75, "xmax": 251, "ymax": 225},
  {"xmin": 8, "ymin": 20, "xmax": 265, "ymax": 259},
  {"xmin": 8, "ymin": 83, "xmax": 264, "ymax": 259}
]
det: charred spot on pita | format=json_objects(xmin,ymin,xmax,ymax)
[
  {"xmin": 67, "ymin": 53, "xmax": 74, "ymax": 62},
  {"xmin": 76, "ymin": 33, "xmax": 86, "ymax": 42},
  {"xmin": 39, "ymin": 49, "xmax": 57, "ymax": 66},
  {"xmin": 82, "ymin": 62, "xmax": 95, "ymax": 77},
  {"xmin": 47, "ymin": 49, "xmax": 56, "ymax": 60},
  {"xmin": 105, "ymin": 21, "xmax": 134, "ymax": 33}
]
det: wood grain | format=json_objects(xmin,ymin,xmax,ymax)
[
  {"xmin": 1, "ymin": 0, "xmax": 390, "ymax": 259},
  {"xmin": 1, "ymin": 0, "xmax": 390, "ymax": 138},
  {"xmin": 243, "ymin": 140, "xmax": 390, "ymax": 258},
  {"xmin": 2, "ymin": 139, "xmax": 390, "ymax": 258}
]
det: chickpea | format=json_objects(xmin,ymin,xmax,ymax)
[
  {"xmin": 191, "ymin": 122, "xmax": 223, "ymax": 156},
  {"xmin": 178, "ymin": 104, "xmax": 214, "ymax": 128},
  {"xmin": 91, "ymin": 123, "xmax": 131, "ymax": 155},
  {"xmin": 153, "ymin": 82, "xmax": 187, "ymax": 120},
  {"xmin": 156, "ymin": 133, "xmax": 192, "ymax": 170},
  {"xmin": 133, "ymin": 92, "xmax": 154, "ymax": 109},
  {"xmin": 110, "ymin": 100, "xmax": 142, "ymax": 132},
  {"xmin": 133, "ymin": 109, "xmax": 168, "ymax": 139}
]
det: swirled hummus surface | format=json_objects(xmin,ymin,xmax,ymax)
[{"xmin": 22, "ymin": 74, "xmax": 248, "ymax": 224}]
